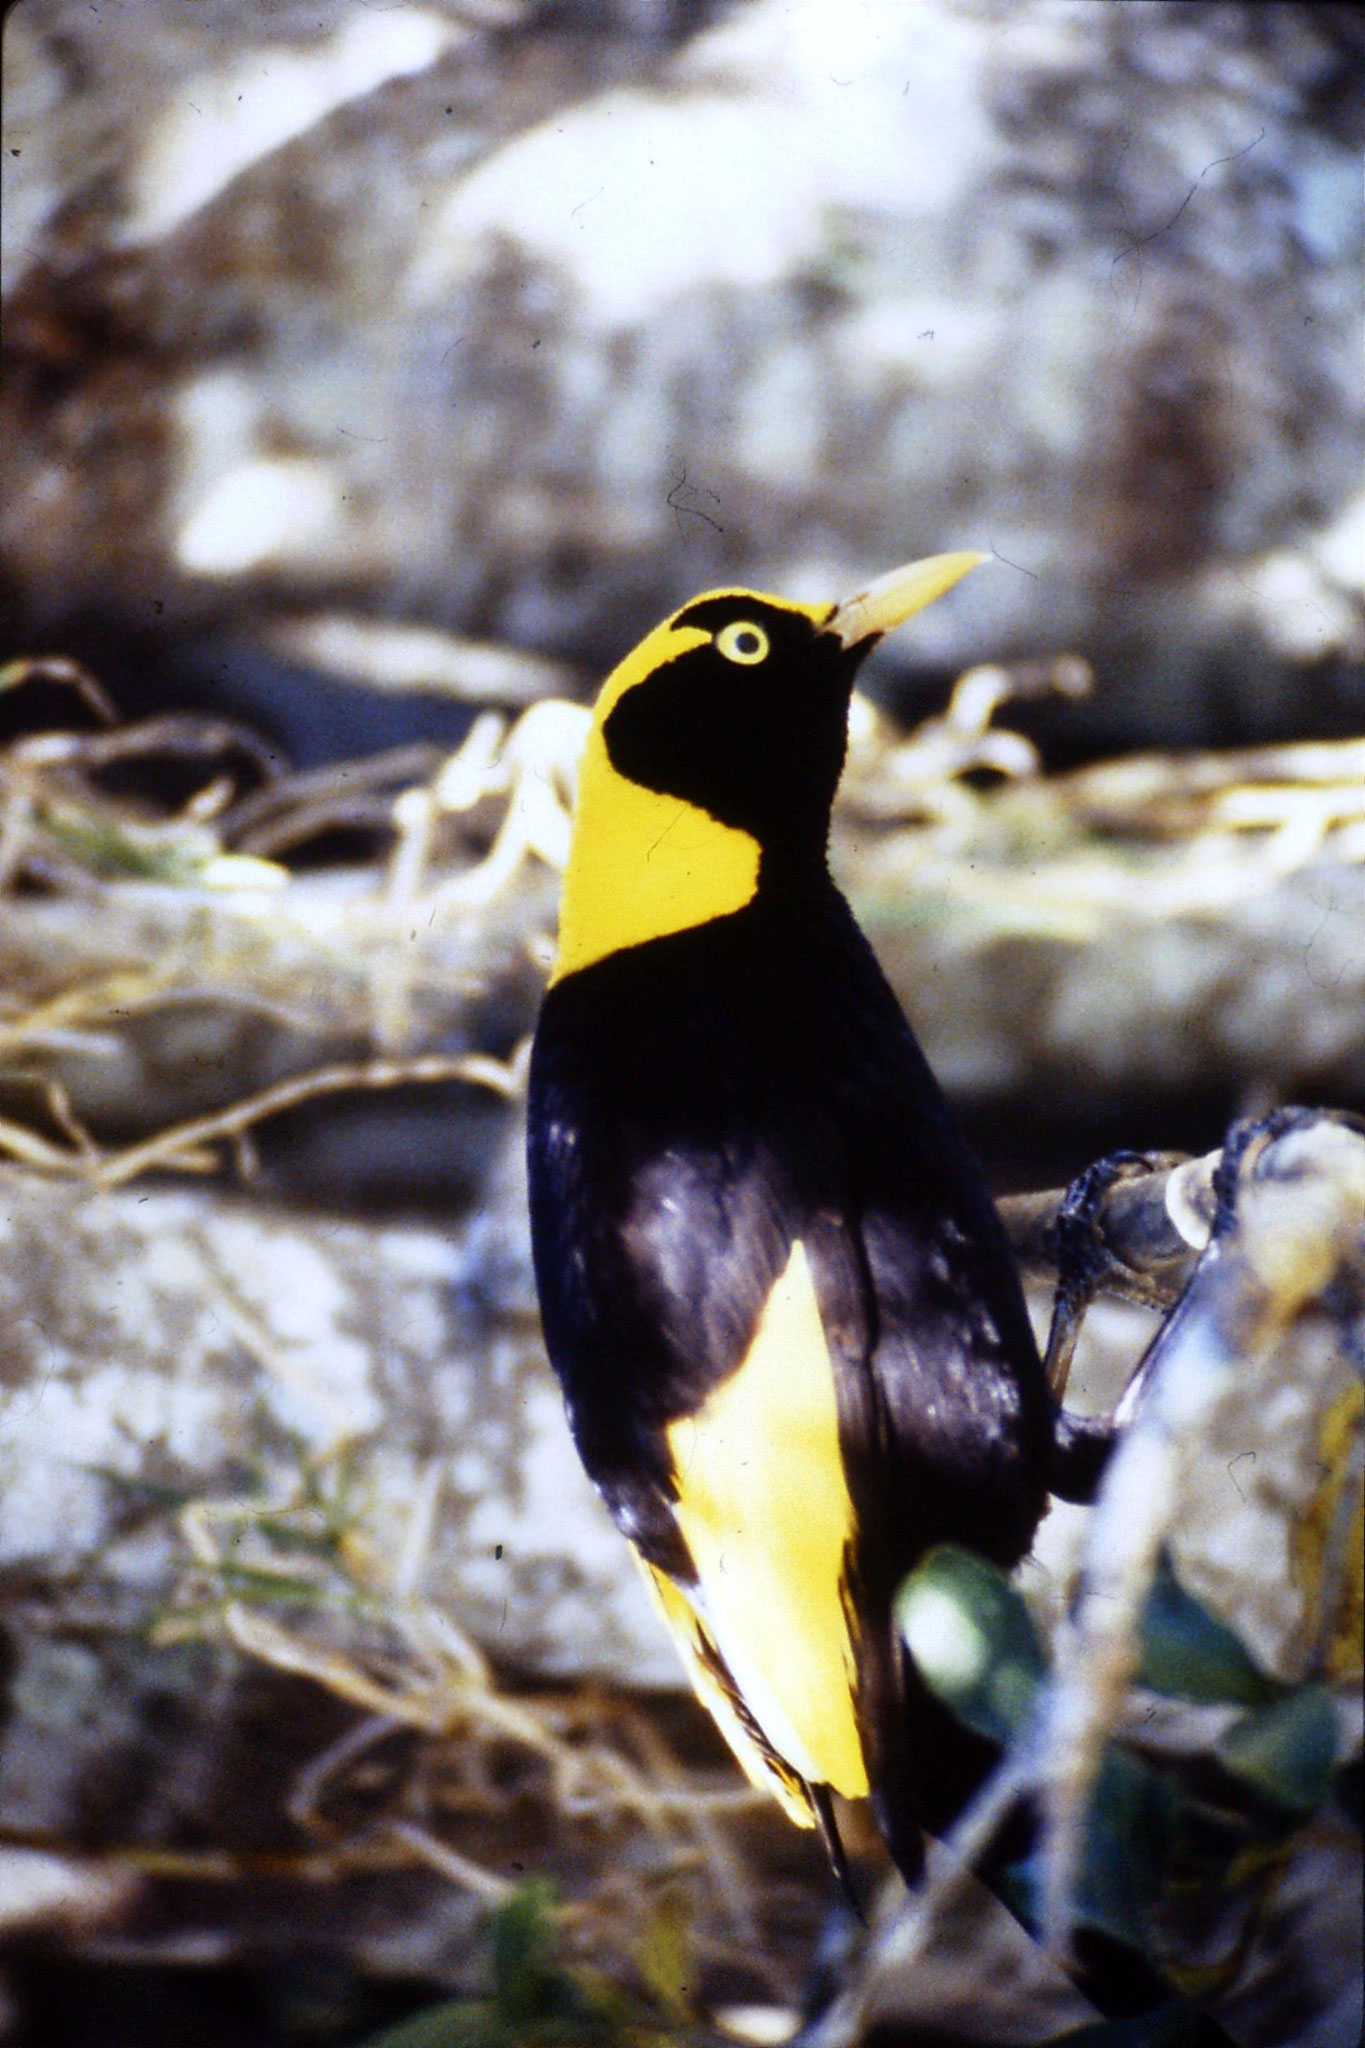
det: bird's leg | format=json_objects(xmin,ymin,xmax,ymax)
[
  {"xmin": 1036, "ymin": 1111, "xmax": 1360, "ymax": 1499},
  {"xmin": 1027, "ymin": 1149, "xmax": 1194, "ymax": 1504},
  {"xmin": 1040, "ymin": 1150, "xmax": 1176, "ymax": 1402}
]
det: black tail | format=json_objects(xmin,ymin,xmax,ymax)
[{"xmin": 809, "ymin": 1781, "xmax": 865, "ymax": 1921}]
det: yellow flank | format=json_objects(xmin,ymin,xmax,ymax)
[
  {"xmin": 664, "ymin": 1239, "xmax": 869, "ymax": 1799},
  {"xmin": 551, "ymin": 593, "xmax": 824, "ymax": 984},
  {"xmin": 639, "ymin": 1559, "xmax": 816, "ymax": 1827}
]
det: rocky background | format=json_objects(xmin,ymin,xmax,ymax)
[
  {"xmin": 4, "ymin": 0, "xmax": 1362, "ymax": 760},
  {"xmin": 1, "ymin": 3, "xmax": 1362, "ymax": 2045}
]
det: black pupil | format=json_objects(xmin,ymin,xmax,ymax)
[{"xmin": 734, "ymin": 630, "xmax": 760, "ymax": 655}]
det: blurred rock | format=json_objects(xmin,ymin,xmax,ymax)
[
  {"xmin": 3, "ymin": 0, "xmax": 1362, "ymax": 755},
  {"xmin": 0, "ymin": 1149, "xmax": 671, "ymax": 1694}
]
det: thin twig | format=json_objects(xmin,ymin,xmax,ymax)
[{"xmin": 1, "ymin": 1044, "xmax": 529, "ymax": 1188}]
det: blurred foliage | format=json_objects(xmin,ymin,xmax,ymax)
[
  {"xmin": 899, "ymin": 1543, "xmax": 1359, "ymax": 2017},
  {"xmin": 352, "ymin": 1882, "xmax": 699, "ymax": 2048},
  {"xmin": 1050, "ymin": 2004, "xmax": 1230, "ymax": 2047},
  {"xmin": 1133, "ymin": 1561, "xmax": 1276, "ymax": 1710}
]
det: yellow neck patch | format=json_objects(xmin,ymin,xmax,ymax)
[{"xmin": 551, "ymin": 615, "xmax": 762, "ymax": 984}]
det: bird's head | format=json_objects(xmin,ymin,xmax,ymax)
[{"xmin": 553, "ymin": 551, "xmax": 986, "ymax": 982}]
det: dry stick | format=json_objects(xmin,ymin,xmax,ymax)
[
  {"xmin": 0, "ymin": 1046, "xmax": 530, "ymax": 1189},
  {"xmin": 0, "ymin": 654, "xmax": 119, "ymax": 724},
  {"xmin": 222, "ymin": 743, "xmax": 445, "ymax": 844},
  {"xmin": 41, "ymin": 710, "xmax": 284, "ymax": 781},
  {"xmin": 0, "ymin": 972, "xmax": 338, "ymax": 1064},
  {"xmin": 997, "ymin": 1149, "xmax": 1219, "ymax": 1307},
  {"xmin": 0, "ymin": 1114, "xmax": 89, "ymax": 1172},
  {"xmin": 383, "ymin": 1818, "xmax": 517, "ymax": 1905}
]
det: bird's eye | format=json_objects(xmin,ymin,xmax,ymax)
[{"xmin": 715, "ymin": 620, "xmax": 770, "ymax": 666}]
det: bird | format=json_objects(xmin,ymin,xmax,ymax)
[{"xmin": 527, "ymin": 554, "xmax": 1057, "ymax": 1890}]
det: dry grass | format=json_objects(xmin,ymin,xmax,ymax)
[{"xmin": 146, "ymin": 1442, "xmax": 820, "ymax": 2022}]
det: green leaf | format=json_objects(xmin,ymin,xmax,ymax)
[
  {"xmin": 1216, "ymin": 1684, "xmax": 1339, "ymax": 1816},
  {"xmin": 490, "ymin": 1882, "xmax": 560, "ymax": 2022},
  {"xmin": 633, "ymin": 1884, "xmax": 695, "ymax": 2022},
  {"xmin": 349, "ymin": 1999, "xmax": 495, "ymax": 2048},
  {"xmin": 896, "ymin": 1544, "xmax": 1047, "ymax": 1744},
  {"xmin": 1137, "ymin": 1556, "xmax": 1276, "ymax": 1707},
  {"xmin": 1075, "ymin": 1746, "xmax": 1178, "ymax": 1951},
  {"xmin": 1050, "ymin": 2002, "xmax": 1219, "ymax": 2047}
]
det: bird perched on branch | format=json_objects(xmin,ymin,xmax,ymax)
[{"xmin": 527, "ymin": 554, "xmax": 1058, "ymax": 1888}]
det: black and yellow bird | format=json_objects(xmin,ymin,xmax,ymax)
[{"xmin": 527, "ymin": 554, "xmax": 1059, "ymax": 1888}]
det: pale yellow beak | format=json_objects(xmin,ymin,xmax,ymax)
[{"xmin": 825, "ymin": 550, "xmax": 988, "ymax": 650}]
